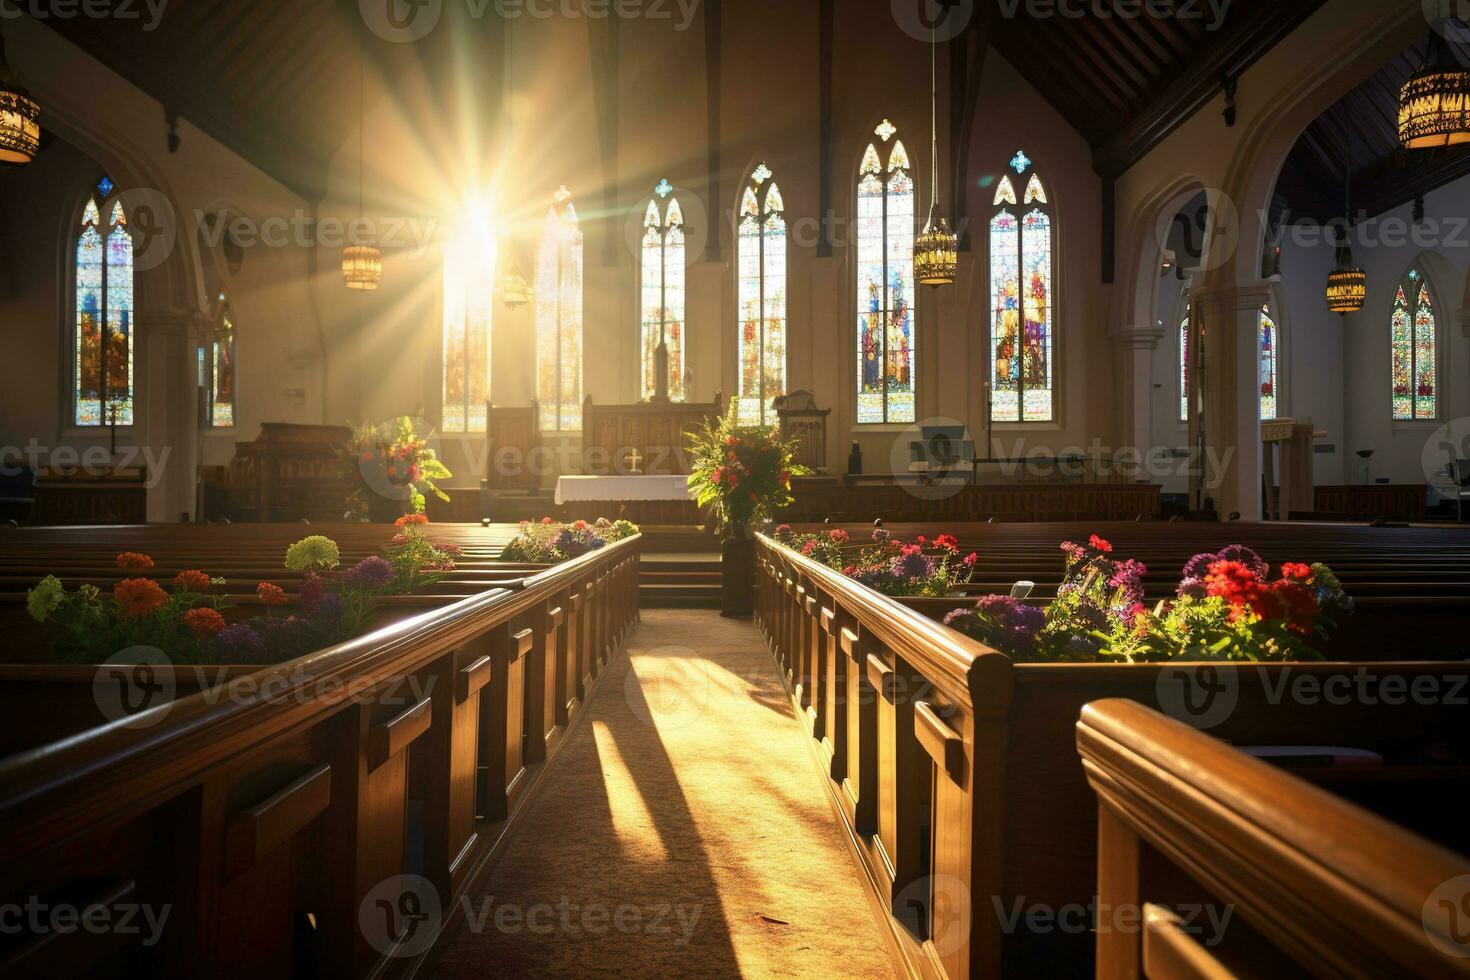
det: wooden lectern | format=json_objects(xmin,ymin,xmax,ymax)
[{"xmin": 1262, "ymin": 418, "xmax": 1323, "ymax": 520}]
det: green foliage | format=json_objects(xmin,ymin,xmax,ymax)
[{"xmin": 686, "ymin": 405, "xmax": 809, "ymax": 534}]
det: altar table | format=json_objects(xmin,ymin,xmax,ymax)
[
  {"xmin": 553, "ymin": 475, "xmax": 701, "ymax": 525},
  {"xmin": 553, "ymin": 475, "xmax": 693, "ymax": 505}
]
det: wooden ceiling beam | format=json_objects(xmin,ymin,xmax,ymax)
[{"xmin": 1093, "ymin": 0, "xmax": 1328, "ymax": 178}]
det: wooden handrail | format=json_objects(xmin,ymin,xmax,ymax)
[
  {"xmin": 0, "ymin": 533, "xmax": 642, "ymax": 861},
  {"xmin": 1077, "ymin": 698, "xmax": 1470, "ymax": 978},
  {"xmin": 756, "ymin": 533, "xmax": 1011, "ymax": 710}
]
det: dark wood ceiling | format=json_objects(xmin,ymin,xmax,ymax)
[
  {"xmin": 1274, "ymin": 28, "xmax": 1470, "ymax": 223},
  {"xmin": 987, "ymin": 0, "xmax": 1328, "ymax": 177},
  {"xmin": 23, "ymin": 0, "xmax": 503, "ymax": 201}
]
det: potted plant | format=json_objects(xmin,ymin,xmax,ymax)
[
  {"xmin": 341, "ymin": 416, "xmax": 452, "ymax": 522},
  {"xmin": 687, "ymin": 406, "xmax": 808, "ymax": 617}
]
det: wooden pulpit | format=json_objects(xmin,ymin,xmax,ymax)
[
  {"xmin": 484, "ymin": 401, "xmax": 544, "ymax": 492},
  {"xmin": 1262, "ymin": 418, "xmax": 1322, "ymax": 520},
  {"xmin": 581, "ymin": 393, "xmax": 724, "ymax": 475}
]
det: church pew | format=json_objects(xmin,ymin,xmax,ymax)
[
  {"xmin": 0, "ymin": 533, "xmax": 641, "ymax": 979},
  {"xmin": 1077, "ymin": 699, "xmax": 1470, "ymax": 978},
  {"xmin": 754, "ymin": 533, "xmax": 1470, "ymax": 980}
]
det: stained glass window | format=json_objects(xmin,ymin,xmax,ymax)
[
  {"xmin": 856, "ymin": 120, "xmax": 916, "ymax": 424},
  {"xmin": 737, "ymin": 164, "xmax": 787, "ymax": 425},
  {"xmin": 536, "ymin": 187, "xmax": 583, "ymax": 431},
  {"xmin": 1179, "ymin": 303, "xmax": 1192, "ymax": 423},
  {"xmin": 442, "ymin": 221, "xmax": 496, "ymax": 432},
  {"xmin": 1258, "ymin": 305, "xmax": 1279, "ymax": 421},
  {"xmin": 205, "ymin": 297, "xmax": 236, "ymax": 427},
  {"xmin": 989, "ymin": 151, "xmax": 1053, "ymax": 422},
  {"xmin": 74, "ymin": 192, "xmax": 134, "ymax": 426},
  {"xmin": 641, "ymin": 181, "xmax": 686, "ymax": 402},
  {"xmin": 1391, "ymin": 268, "xmax": 1438, "ymax": 420}
]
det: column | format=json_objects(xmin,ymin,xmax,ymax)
[
  {"xmin": 140, "ymin": 309, "xmax": 210, "ymax": 522},
  {"xmin": 1193, "ymin": 282, "xmax": 1272, "ymax": 521},
  {"xmin": 1110, "ymin": 325, "xmax": 1164, "ymax": 480}
]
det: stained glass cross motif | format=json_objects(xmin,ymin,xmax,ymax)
[
  {"xmin": 654, "ymin": 178, "xmax": 673, "ymax": 199},
  {"xmin": 751, "ymin": 162, "xmax": 773, "ymax": 183},
  {"xmin": 96, "ymin": 176, "xmax": 114, "ymax": 197},
  {"xmin": 1009, "ymin": 150, "xmax": 1032, "ymax": 174},
  {"xmin": 874, "ymin": 119, "xmax": 897, "ymax": 142}
]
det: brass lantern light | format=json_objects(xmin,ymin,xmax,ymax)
[
  {"xmin": 1325, "ymin": 126, "xmax": 1366, "ymax": 315},
  {"xmin": 1326, "ymin": 240, "xmax": 1367, "ymax": 315},
  {"xmin": 1398, "ymin": 20, "xmax": 1470, "ymax": 150},
  {"xmin": 342, "ymin": 56, "xmax": 382, "ymax": 290},
  {"xmin": 914, "ymin": 17, "xmax": 957, "ymax": 286},
  {"xmin": 0, "ymin": 28, "xmax": 41, "ymax": 165}
]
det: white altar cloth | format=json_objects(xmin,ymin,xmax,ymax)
[{"xmin": 553, "ymin": 475, "xmax": 693, "ymax": 505}]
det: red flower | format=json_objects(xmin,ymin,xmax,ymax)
[
  {"xmin": 184, "ymin": 607, "xmax": 227, "ymax": 638},
  {"xmin": 828, "ymin": 529, "xmax": 849, "ymax": 544},
  {"xmin": 962, "ymin": 552, "xmax": 979, "ymax": 566},
  {"xmin": 573, "ymin": 520, "xmax": 588, "ymax": 530},
  {"xmin": 916, "ymin": 535, "xmax": 927, "ymax": 544},
  {"xmin": 117, "ymin": 552, "xmax": 155, "ymax": 574},
  {"xmin": 114, "ymin": 578, "xmax": 168, "ymax": 618},
  {"xmin": 1204, "ymin": 560, "xmax": 1267, "ymax": 621},
  {"xmin": 1088, "ymin": 535, "xmax": 1113, "ymax": 554},
  {"xmin": 256, "ymin": 582, "xmax": 289, "ymax": 606},
  {"xmin": 394, "ymin": 513, "xmax": 429, "ymax": 527},
  {"xmin": 1268, "ymin": 580, "xmax": 1319, "ymax": 635},
  {"xmin": 934, "ymin": 534, "xmax": 959, "ymax": 553},
  {"xmin": 172, "ymin": 569, "xmax": 212, "ymax": 592},
  {"xmin": 541, "ymin": 517, "xmax": 554, "ymax": 525},
  {"xmin": 1280, "ymin": 562, "xmax": 1311, "ymax": 581},
  {"xmin": 779, "ymin": 470, "xmax": 791, "ymax": 486}
]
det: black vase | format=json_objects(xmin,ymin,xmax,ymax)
[{"xmin": 720, "ymin": 532, "xmax": 755, "ymax": 618}]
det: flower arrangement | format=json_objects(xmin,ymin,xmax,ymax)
[
  {"xmin": 500, "ymin": 517, "xmax": 638, "ymax": 564},
  {"xmin": 341, "ymin": 416, "xmax": 452, "ymax": 520},
  {"xmin": 26, "ymin": 524, "xmax": 466, "ymax": 666},
  {"xmin": 28, "ymin": 562, "xmax": 231, "ymax": 664},
  {"xmin": 942, "ymin": 536, "xmax": 1353, "ymax": 663},
  {"xmin": 686, "ymin": 406, "xmax": 809, "ymax": 535},
  {"xmin": 774, "ymin": 525, "xmax": 981, "ymax": 598}
]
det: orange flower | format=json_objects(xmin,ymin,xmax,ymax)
[
  {"xmin": 116, "ymin": 552, "xmax": 155, "ymax": 574},
  {"xmin": 394, "ymin": 513, "xmax": 429, "ymax": 527},
  {"xmin": 183, "ymin": 607, "xmax": 227, "ymax": 637},
  {"xmin": 256, "ymin": 582, "xmax": 289, "ymax": 605},
  {"xmin": 114, "ymin": 578, "xmax": 168, "ymax": 618},
  {"xmin": 173, "ymin": 569, "xmax": 212, "ymax": 592}
]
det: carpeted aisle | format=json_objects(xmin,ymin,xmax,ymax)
[{"xmin": 430, "ymin": 609, "xmax": 896, "ymax": 979}]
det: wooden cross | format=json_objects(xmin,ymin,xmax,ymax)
[{"xmin": 626, "ymin": 449, "xmax": 644, "ymax": 475}]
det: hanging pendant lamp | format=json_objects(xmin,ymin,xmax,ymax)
[{"xmin": 915, "ymin": 20, "xmax": 957, "ymax": 287}]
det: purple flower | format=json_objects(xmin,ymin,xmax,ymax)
[
  {"xmin": 1108, "ymin": 558, "xmax": 1148, "ymax": 605},
  {"xmin": 214, "ymin": 623, "xmax": 266, "ymax": 663},
  {"xmin": 1179, "ymin": 545, "xmax": 1266, "ymax": 598},
  {"xmin": 300, "ymin": 573, "xmax": 326, "ymax": 612},
  {"xmin": 889, "ymin": 550, "xmax": 933, "ymax": 580},
  {"xmin": 313, "ymin": 594, "xmax": 344, "ymax": 623},
  {"xmin": 554, "ymin": 529, "xmax": 592, "ymax": 558},
  {"xmin": 975, "ymin": 594, "xmax": 1046, "ymax": 636},
  {"xmin": 343, "ymin": 556, "xmax": 395, "ymax": 590}
]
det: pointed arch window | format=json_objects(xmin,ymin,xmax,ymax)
[
  {"xmin": 442, "ymin": 222, "xmax": 496, "ymax": 433},
  {"xmin": 202, "ymin": 294, "xmax": 236, "ymax": 427},
  {"xmin": 74, "ymin": 182, "xmax": 134, "ymax": 426},
  {"xmin": 1179, "ymin": 302, "xmax": 1192, "ymax": 423},
  {"xmin": 737, "ymin": 163, "xmax": 787, "ymax": 425},
  {"xmin": 856, "ymin": 120, "xmax": 916, "ymax": 424},
  {"xmin": 1258, "ymin": 305, "xmax": 1279, "ymax": 421},
  {"xmin": 536, "ymin": 186, "xmax": 583, "ymax": 431},
  {"xmin": 988, "ymin": 151, "xmax": 1054, "ymax": 422},
  {"xmin": 641, "ymin": 180, "xmax": 686, "ymax": 402},
  {"xmin": 1391, "ymin": 267, "xmax": 1437, "ymax": 420}
]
